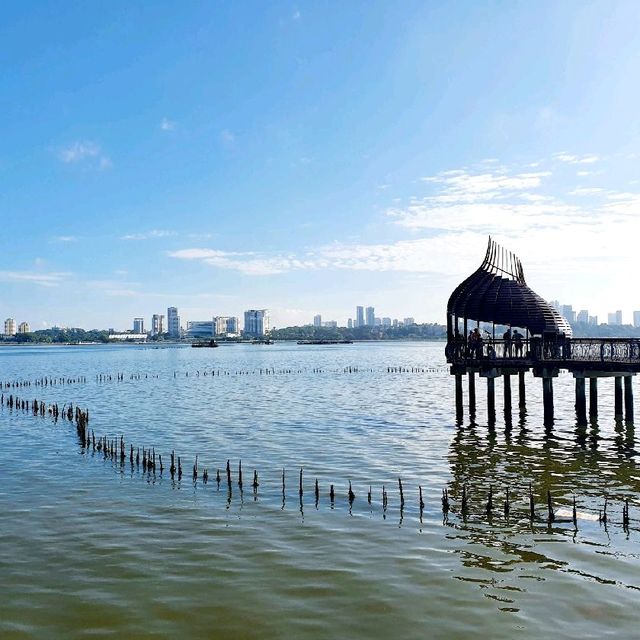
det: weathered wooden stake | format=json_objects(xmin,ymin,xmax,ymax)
[
  {"xmin": 398, "ymin": 478, "xmax": 404, "ymax": 507},
  {"xmin": 486, "ymin": 485, "xmax": 493, "ymax": 515},
  {"xmin": 547, "ymin": 490, "xmax": 554, "ymax": 523},
  {"xmin": 589, "ymin": 377, "xmax": 598, "ymax": 418},
  {"xmin": 615, "ymin": 376, "xmax": 623, "ymax": 419},
  {"xmin": 624, "ymin": 376, "xmax": 634, "ymax": 424},
  {"xmin": 518, "ymin": 371, "xmax": 526, "ymax": 410}
]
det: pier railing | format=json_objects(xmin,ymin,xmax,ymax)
[{"xmin": 447, "ymin": 337, "xmax": 640, "ymax": 369}]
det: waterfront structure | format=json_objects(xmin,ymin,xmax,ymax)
[
  {"xmin": 108, "ymin": 333, "xmax": 147, "ymax": 342},
  {"xmin": 186, "ymin": 321, "xmax": 214, "ymax": 338},
  {"xmin": 4, "ymin": 318, "xmax": 16, "ymax": 336},
  {"xmin": 167, "ymin": 307, "xmax": 180, "ymax": 338},
  {"xmin": 151, "ymin": 314, "xmax": 165, "ymax": 336},
  {"xmin": 133, "ymin": 317, "xmax": 145, "ymax": 334},
  {"xmin": 244, "ymin": 309, "xmax": 269, "ymax": 337},
  {"xmin": 313, "ymin": 314, "xmax": 322, "ymax": 327},
  {"xmin": 446, "ymin": 237, "xmax": 639, "ymax": 428},
  {"xmin": 356, "ymin": 306, "xmax": 364, "ymax": 328},
  {"xmin": 214, "ymin": 316, "xmax": 239, "ymax": 337},
  {"xmin": 365, "ymin": 306, "xmax": 375, "ymax": 327},
  {"xmin": 17, "ymin": 322, "xmax": 30, "ymax": 334}
]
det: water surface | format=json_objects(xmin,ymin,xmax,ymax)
[{"xmin": 0, "ymin": 342, "xmax": 638, "ymax": 639}]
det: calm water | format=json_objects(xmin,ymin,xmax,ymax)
[{"xmin": 0, "ymin": 341, "xmax": 639, "ymax": 639}]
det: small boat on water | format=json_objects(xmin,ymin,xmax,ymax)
[{"xmin": 191, "ymin": 339, "xmax": 219, "ymax": 348}]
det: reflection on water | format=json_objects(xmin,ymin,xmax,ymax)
[{"xmin": 0, "ymin": 342, "xmax": 639, "ymax": 639}]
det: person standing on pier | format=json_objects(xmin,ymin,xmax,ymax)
[
  {"xmin": 513, "ymin": 329, "xmax": 524, "ymax": 357},
  {"xmin": 503, "ymin": 327, "xmax": 512, "ymax": 358}
]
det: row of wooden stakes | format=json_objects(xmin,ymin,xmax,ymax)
[
  {"xmin": 1, "ymin": 393, "xmax": 633, "ymax": 531},
  {"xmin": 2, "ymin": 376, "xmax": 88, "ymax": 389}
]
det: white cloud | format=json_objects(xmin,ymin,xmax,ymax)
[
  {"xmin": 53, "ymin": 235, "xmax": 78, "ymax": 243},
  {"xmin": 59, "ymin": 141, "xmax": 111, "ymax": 168},
  {"xmin": 0, "ymin": 271, "xmax": 70, "ymax": 287},
  {"xmin": 554, "ymin": 153, "xmax": 599, "ymax": 164},
  {"xmin": 568, "ymin": 187, "xmax": 604, "ymax": 196},
  {"xmin": 160, "ymin": 117, "xmax": 175, "ymax": 131},
  {"xmin": 220, "ymin": 129, "xmax": 235, "ymax": 147},
  {"xmin": 121, "ymin": 229, "xmax": 175, "ymax": 240}
]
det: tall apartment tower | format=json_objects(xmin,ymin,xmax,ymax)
[
  {"xmin": 576, "ymin": 310, "xmax": 588, "ymax": 324},
  {"xmin": 133, "ymin": 317, "xmax": 145, "ymax": 333},
  {"xmin": 356, "ymin": 306, "xmax": 364, "ymax": 328},
  {"xmin": 634, "ymin": 311, "xmax": 640, "ymax": 328},
  {"xmin": 4, "ymin": 318, "xmax": 16, "ymax": 336},
  {"xmin": 18, "ymin": 322, "xmax": 30, "ymax": 334},
  {"xmin": 151, "ymin": 314, "xmax": 165, "ymax": 336},
  {"xmin": 313, "ymin": 314, "xmax": 322, "ymax": 327},
  {"xmin": 167, "ymin": 307, "xmax": 180, "ymax": 338},
  {"xmin": 243, "ymin": 309, "xmax": 269, "ymax": 337},
  {"xmin": 365, "ymin": 306, "xmax": 375, "ymax": 326}
]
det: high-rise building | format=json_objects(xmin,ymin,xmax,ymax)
[
  {"xmin": 167, "ymin": 307, "xmax": 180, "ymax": 338},
  {"xmin": 17, "ymin": 322, "xmax": 30, "ymax": 334},
  {"xmin": 186, "ymin": 321, "xmax": 214, "ymax": 337},
  {"xmin": 589, "ymin": 315, "xmax": 598, "ymax": 325},
  {"xmin": 133, "ymin": 317, "xmax": 145, "ymax": 333},
  {"xmin": 347, "ymin": 318, "xmax": 353, "ymax": 329},
  {"xmin": 214, "ymin": 316, "xmax": 239, "ymax": 336},
  {"xmin": 607, "ymin": 310, "xmax": 623, "ymax": 325},
  {"xmin": 607, "ymin": 312, "xmax": 617, "ymax": 325},
  {"xmin": 616, "ymin": 310, "xmax": 623, "ymax": 325},
  {"xmin": 634, "ymin": 311, "xmax": 640, "ymax": 328},
  {"xmin": 550, "ymin": 300, "xmax": 560, "ymax": 312},
  {"xmin": 356, "ymin": 306, "xmax": 364, "ymax": 328},
  {"xmin": 382, "ymin": 317, "xmax": 392, "ymax": 327},
  {"xmin": 560, "ymin": 305, "xmax": 575, "ymax": 323},
  {"xmin": 323, "ymin": 320, "xmax": 338, "ymax": 328},
  {"xmin": 365, "ymin": 306, "xmax": 375, "ymax": 326},
  {"xmin": 576, "ymin": 310, "xmax": 588, "ymax": 324},
  {"xmin": 244, "ymin": 309, "xmax": 269, "ymax": 337},
  {"xmin": 404, "ymin": 317, "xmax": 415, "ymax": 325},
  {"xmin": 151, "ymin": 314, "xmax": 165, "ymax": 336},
  {"xmin": 313, "ymin": 314, "xmax": 322, "ymax": 327},
  {"xmin": 4, "ymin": 318, "xmax": 16, "ymax": 336}
]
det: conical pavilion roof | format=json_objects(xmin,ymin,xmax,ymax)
[{"xmin": 447, "ymin": 238, "xmax": 572, "ymax": 336}]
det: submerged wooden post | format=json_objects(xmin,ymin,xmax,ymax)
[
  {"xmin": 575, "ymin": 377, "xmax": 587, "ymax": 425},
  {"xmin": 624, "ymin": 376, "xmax": 634, "ymax": 423},
  {"xmin": 589, "ymin": 377, "xmax": 598, "ymax": 419},
  {"xmin": 615, "ymin": 376, "xmax": 623, "ymax": 419},
  {"xmin": 503, "ymin": 374, "xmax": 512, "ymax": 415},
  {"xmin": 487, "ymin": 377, "xmax": 496, "ymax": 423},
  {"xmin": 455, "ymin": 374, "xmax": 463, "ymax": 420},
  {"xmin": 468, "ymin": 372, "xmax": 476, "ymax": 415},
  {"xmin": 518, "ymin": 371, "xmax": 526, "ymax": 410},
  {"xmin": 542, "ymin": 377, "xmax": 554, "ymax": 426}
]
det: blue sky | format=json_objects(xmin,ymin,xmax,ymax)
[{"xmin": 2, "ymin": 1, "xmax": 640, "ymax": 330}]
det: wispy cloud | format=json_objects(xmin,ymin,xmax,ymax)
[
  {"xmin": 554, "ymin": 152, "xmax": 599, "ymax": 165},
  {"xmin": 121, "ymin": 229, "xmax": 176, "ymax": 240},
  {"xmin": 220, "ymin": 129, "xmax": 235, "ymax": 147},
  {"xmin": 52, "ymin": 235, "xmax": 78, "ymax": 243},
  {"xmin": 0, "ymin": 270, "xmax": 70, "ymax": 287},
  {"xmin": 160, "ymin": 117, "xmax": 176, "ymax": 131},
  {"xmin": 58, "ymin": 141, "xmax": 111, "ymax": 169}
]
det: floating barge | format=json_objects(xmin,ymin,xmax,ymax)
[{"xmin": 297, "ymin": 340, "xmax": 353, "ymax": 345}]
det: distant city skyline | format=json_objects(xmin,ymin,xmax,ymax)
[{"xmin": 2, "ymin": 3, "xmax": 640, "ymax": 329}]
